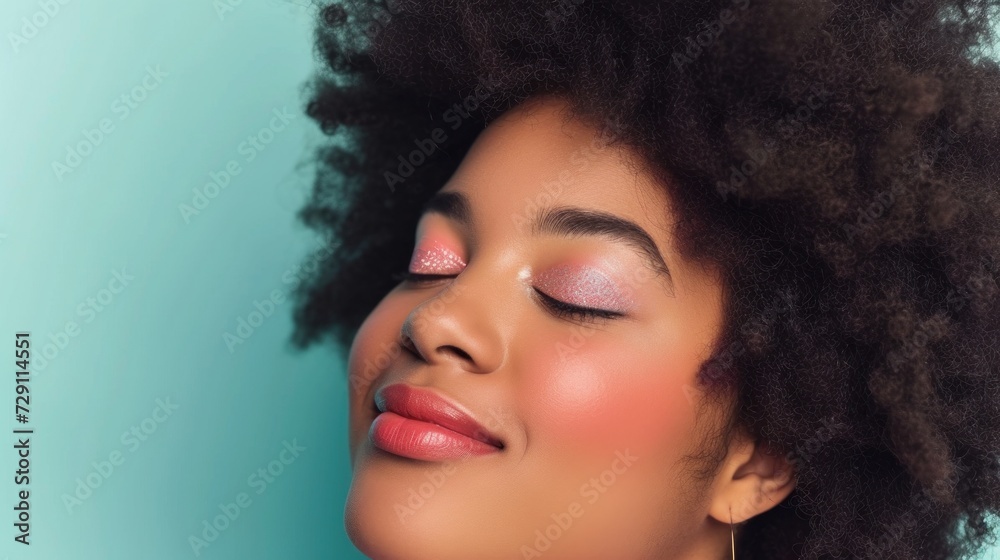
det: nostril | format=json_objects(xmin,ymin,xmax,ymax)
[
  {"xmin": 443, "ymin": 345, "xmax": 473, "ymax": 361},
  {"xmin": 398, "ymin": 334, "xmax": 419, "ymax": 356}
]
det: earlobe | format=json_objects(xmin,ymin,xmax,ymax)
[{"xmin": 707, "ymin": 434, "xmax": 797, "ymax": 525}]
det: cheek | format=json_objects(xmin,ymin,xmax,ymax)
[
  {"xmin": 517, "ymin": 329, "xmax": 700, "ymax": 459},
  {"xmin": 347, "ymin": 292, "xmax": 406, "ymax": 413}
]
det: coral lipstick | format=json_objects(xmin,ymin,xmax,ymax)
[{"xmin": 370, "ymin": 384, "xmax": 504, "ymax": 461}]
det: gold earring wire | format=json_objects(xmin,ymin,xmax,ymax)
[{"xmin": 730, "ymin": 506, "xmax": 736, "ymax": 560}]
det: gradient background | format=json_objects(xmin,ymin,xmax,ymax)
[
  {"xmin": 1, "ymin": 0, "xmax": 363, "ymax": 558},
  {"xmin": 0, "ymin": 1, "xmax": 998, "ymax": 559}
]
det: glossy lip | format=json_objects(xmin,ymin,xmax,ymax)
[{"xmin": 370, "ymin": 383, "xmax": 505, "ymax": 458}]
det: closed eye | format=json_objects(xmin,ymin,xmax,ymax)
[
  {"xmin": 392, "ymin": 269, "xmax": 622, "ymax": 325},
  {"xmin": 532, "ymin": 288, "xmax": 623, "ymax": 324}
]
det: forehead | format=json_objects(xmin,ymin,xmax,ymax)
[{"xmin": 441, "ymin": 95, "xmax": 675, "ymax": 238}]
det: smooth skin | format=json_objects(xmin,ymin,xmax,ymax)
[{"xmin": 344, "ymin": 94, "xmax": 796, "ymax": 560}]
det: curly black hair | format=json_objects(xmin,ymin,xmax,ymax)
[{"xmin": 291, "ymin": 0, "xmax": 1000, "ymax": 558}]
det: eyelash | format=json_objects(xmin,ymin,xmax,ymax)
[
  {"xmin": 392, "ymin": 270, "xmax": 623, "ymax": 324},
  {"xmin": 533, "ymin": 289, "xmax": 622, "ymax": 324}
]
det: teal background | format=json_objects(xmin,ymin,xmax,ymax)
[
  {"xmin": 0, "ymin": 0, "xmax": 364, "ymax": 558},
  {"xmin": 0, "ymin": 1, "xmax": 998, "ymax": 560}
]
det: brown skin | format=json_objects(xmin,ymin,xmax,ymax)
[{"xmin": 344, "ymin": 94, "xmax": 796, "ymax": 560}]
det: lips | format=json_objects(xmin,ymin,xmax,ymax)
[{"xmin": 369, "ymin": 383, "xmax": 504, "ymax": 461}]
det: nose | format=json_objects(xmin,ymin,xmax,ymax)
[{"xmin": 399, "ymin": 275, "xmax": 506, "ymax": 375}]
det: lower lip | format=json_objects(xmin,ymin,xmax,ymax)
[{"xmin": 369, "ymin": 411, "xmax": 502, "ymax": 461}]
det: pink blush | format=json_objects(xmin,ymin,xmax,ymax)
[{"xmin": 519, "ymin": 332, "xmax": 699, "ymax": 458}]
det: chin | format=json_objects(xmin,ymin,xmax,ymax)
[
  {"xmin": 343, "ymin": 454, "xmax": 519, "ymax": 560},
  {"xmin": 344, "ymin": 479, "xmax": 415, "ymax": 560},
  {"xmin": 344, "ymin": 458, "xmax": 458, "ymax": 560}
]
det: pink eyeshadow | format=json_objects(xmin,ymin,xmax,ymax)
[
  {"xmin": 535, "ymin": 264, "xmax": 635, "ymax": 312},
  {"xmin": 408, "ymin": 240, "xmax": 466, "ymax": 274}
]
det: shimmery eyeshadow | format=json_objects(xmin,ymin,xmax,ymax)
[
  {"xmin": 408, "ymin": 239, "xmax": 466, "ymax": 274},
  {"xmin": 535, "ymin": 264, "xmax": 635, "ymax": 312}
]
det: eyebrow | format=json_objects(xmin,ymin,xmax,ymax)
[{"xmin": 421, "ymin": 190, "xmax": 674, "ymax": 291}]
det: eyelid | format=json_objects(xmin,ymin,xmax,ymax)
[
  {"xmin": 408, "ymin": 239, "xmax": 466, "ymax": 274},
  {"xmin": 404, "ymin": 233, "xmax": 630, "ymax": 324},
  {"xmin": 397, "ymin": 270, "xmax": 622, "ymax": 324},
  {"xmin": 533, "ymin": 288, "xmax": 624, "ymax": 324},
  {"xmin": 532, "ymin": 264, "xmax": 635, "ymax": 314}
]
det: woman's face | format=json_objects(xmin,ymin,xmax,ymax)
[{"xmin": 344, "ymin": 94, "xmax": 732, "ymax": 559}]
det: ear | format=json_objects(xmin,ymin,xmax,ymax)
[{"xmin": 707, "ymin": 427, "xmax": 797, "ymax": 525}]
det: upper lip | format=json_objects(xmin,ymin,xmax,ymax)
[{"xmin": 374, "ymin": 383, "xmax": 504, "ymax": 449}]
